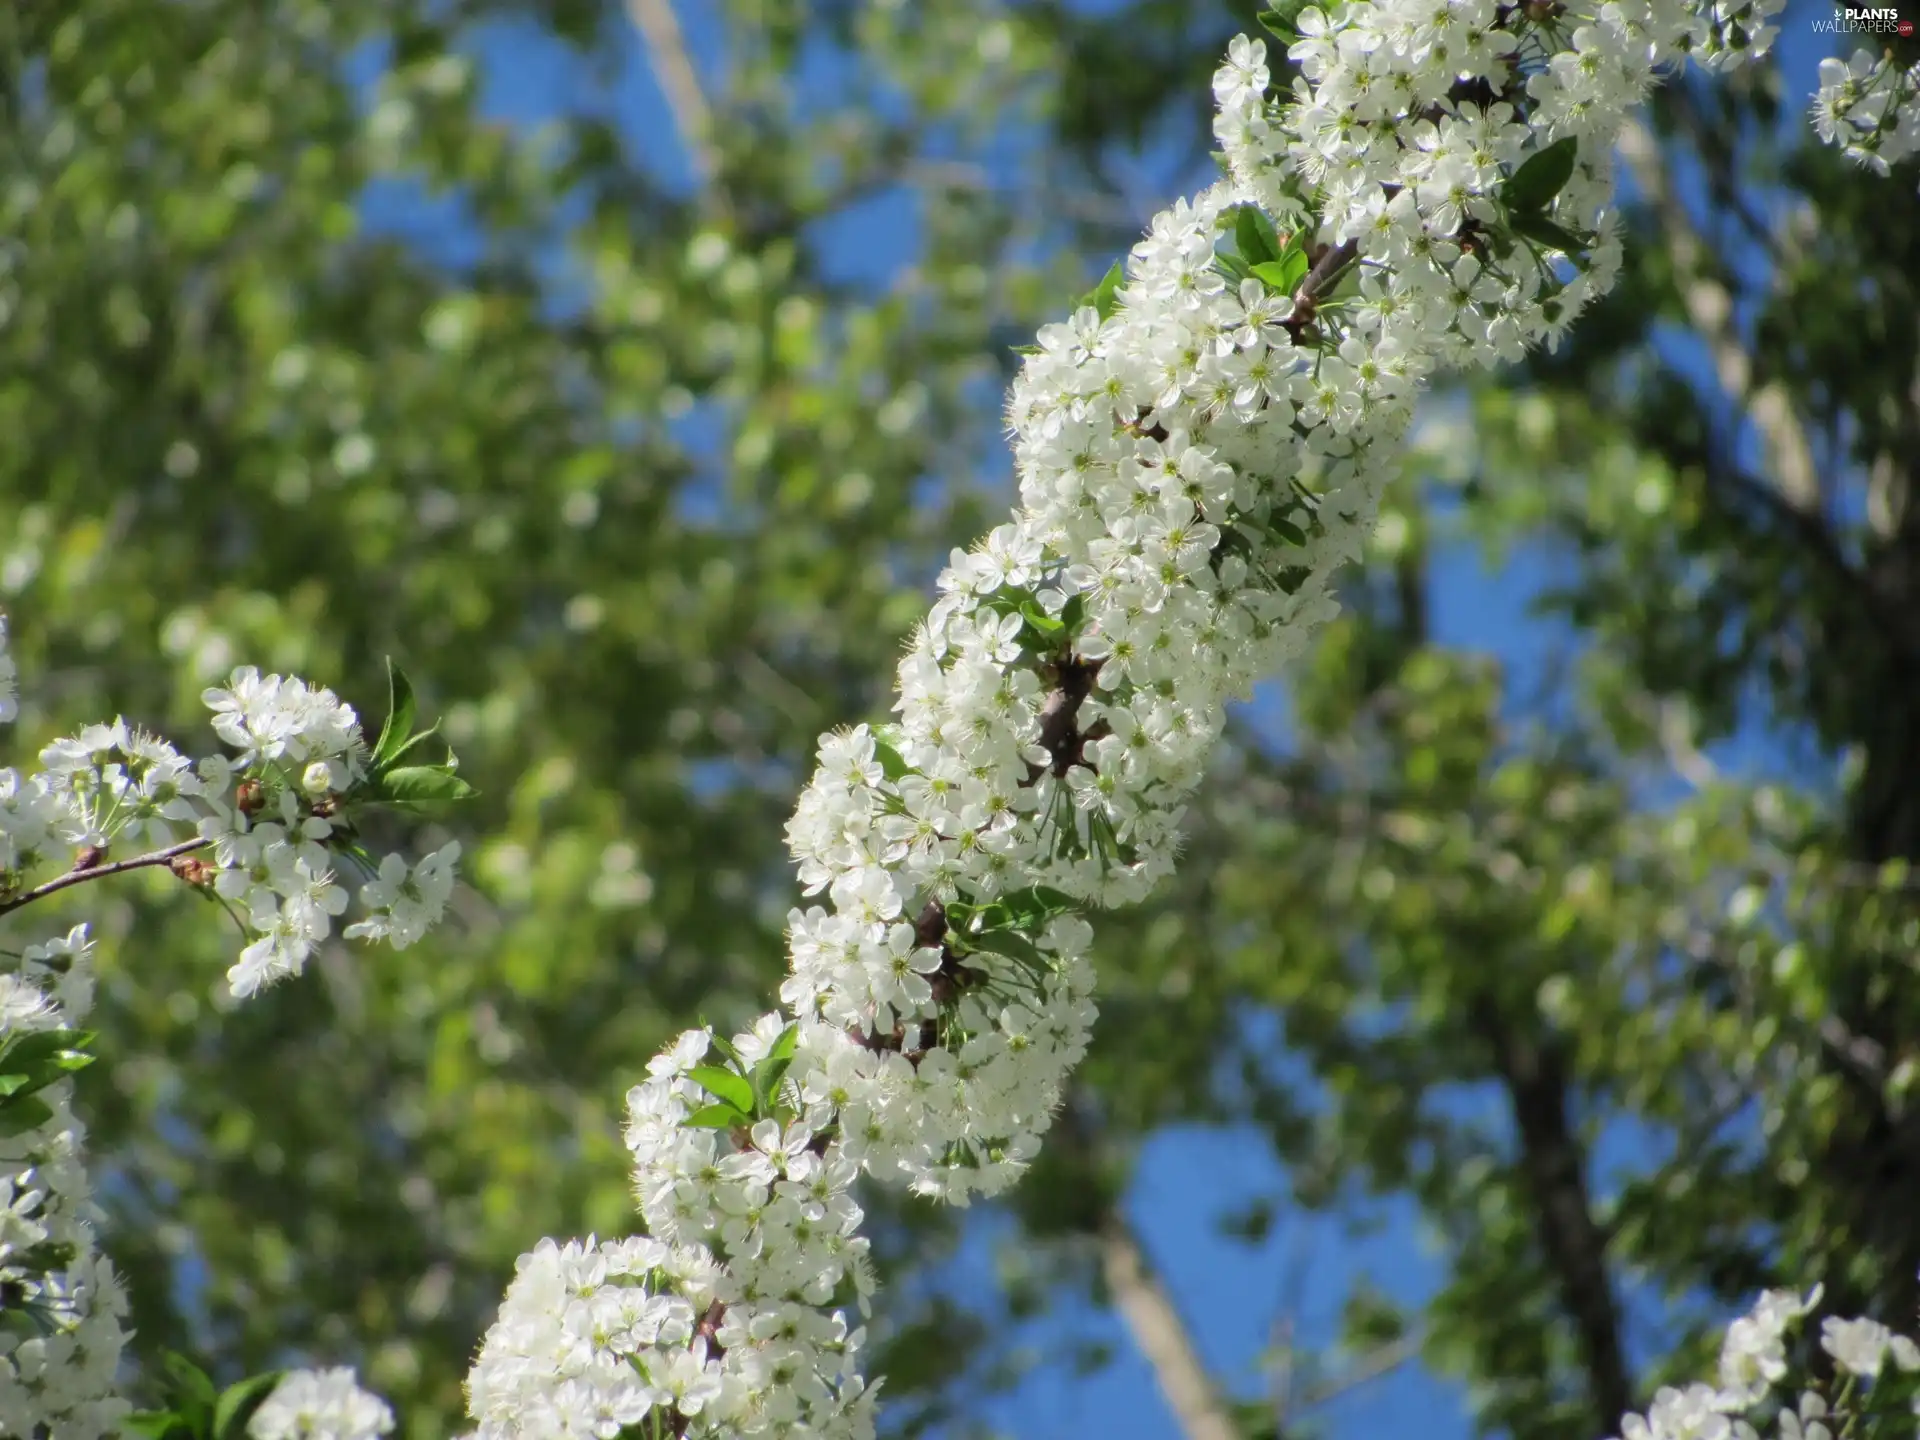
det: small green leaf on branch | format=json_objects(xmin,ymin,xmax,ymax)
[
  {"xmin": 372, "ymin": 660, "xmax": 419, "ymax": 772},
  {"xmin": 682, "ymin": 1103, "xmax": 750, "ymax": 1130},
  {"xmin": 1251, "ymin": 252, "xmax": 1311, "ymax": 295},
  {"xmin": 213, "ymin": 1373, "xmax": 284, "ymax": 1440},
  {"xmin": 1501, "ymin": 137, "xmax": 1578, "ymax": 214},
  {"xmin": 1258, "ymin": 0, "xmax": 1313, "ymax": 41},
  {"xmin": 686, "ymin": 1065, "xmax": 755, "ymax": 1114},
  {"xmin": 1508, "ymin": 211, "xmax": 1591, "ymax": 254},
  {"xmin": 1074, "ymin": 260, "xmax": 1127, "ymax": 321},
  {"xmin": 1231, "ymin": 204, "xmax": 1281, "ymax": 266}
]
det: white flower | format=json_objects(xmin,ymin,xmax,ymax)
[
  {"xmin": 1822, "ymin": 1314, "xmax": 1896, "ymax": 1379},
  {"xmin": 0, "ymin": 924, "xmax": 133, "ymax": 1440},
  {"xmin": 1718, "ymin": 1284, "xmax": 1819, "ymax": 1404},
  {"xmin": 248, "ymin": 1368, "xmax": 394, "ymax": 1440},
  {"xmin": 1780, "ymin": 1390, "xmax": 1832, "ymax": 1440},
  {"xmin": 344, "ymin": 841, "xmax": 461, "ymax": 950}
]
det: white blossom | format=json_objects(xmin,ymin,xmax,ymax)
[
  {"xmin": 0, "ymin": 928, "xmax": 133, "ymax": 1440},
  {"xmin": 249, "ymin": 1367, "xmax": 395, "ymax": 1440},
  {"xmin": 469, "ymin": 6, "xmax": 1818, "ymax": 1435},
  {"xmin": 1811, "ymin": 49, "xmax": 1920, "ymax": 186}
]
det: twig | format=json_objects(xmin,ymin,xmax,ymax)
[
  {"xmin": 0, "ymin": 838, "xmax": 209, "ymax": 918},
  {"xmin": 624, "ymin": 0, "xmax": 719, "ymax": 190},
  {"xmin": 1296, "ymin": 1329, "xmax": 1426, "ymax": 1414}
]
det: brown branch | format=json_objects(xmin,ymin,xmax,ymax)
[
  {"xmin": 1470, "ymin": 996, "xmax": 1634, "ymax": 1433},
  {"xmin": 1024, "ymin": 656, "xmax": 1103, "ymax": 785},
  {"xmin": 0, "ymin": 838, "xmax": 208, "ymax": 918},
  {"xmin": 1298, "ymin": 238, "xmax": 1359, "ymax": 308},
  {"xmin": 1286, "ymin": 239, "xmax": 1360, "ymax": 337}
]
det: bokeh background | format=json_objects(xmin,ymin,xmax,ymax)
[{"xmin": 3, "ymin": 0, "xmax": 1919, "ymax": 1436}]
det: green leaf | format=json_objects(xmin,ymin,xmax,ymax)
[
  {"xmin": 751, "ymin": 1024, "xmax": 801, "ymax": 1112},
  {"xmin": 162, "ymin": 1352, "xmax": 218, "ymax": 1435},
  {"xmin": 752, "ymin": 1057, "xmax": 794, "ymax": 1113},
  {"xmin": 1509, "ymin": 211, "xmax": 1590, "ymax": 254},
  {"xmin": 124, "ymin": 1412, "xmax": 189, "ymax": 1440},
  {"xmin": 0, "ymin": 1028, "xmax": 94, "ymax": 1068},
  {"xmin": 1251, "ymin": 253, "xmax": 1311, "ymax": 295},
  {"xmin": 965, "ymin": 927, "xmax": 1048, "ymax": 971},
  {"xmin": 375, "ymin": 765, "xmax": 477, "ymax": 806},
  {"xmin": 1270, "ymin": 517, "xmax": 1309, "ymax": 547},
  {"xmin": 0, "ymin": 1097, "xmax": 53, "ymax": 1137},
  {"xmin": 214, "ymin": 1373, "xmax": 284, "ymax": 1440},
  {"xmin": 1501, "ymin": 137, "xmax": 1578, "ymax": 215},
  {"xmin": 1073, "ymin": 260, "xmax": 1126, "ymax": 322},
  {"xmin": 872, "ymin": 738, "xmax": 911, "ymax": 782},
  {"xmin": 1258, "ymin": 0, "xmax": 1313, "ymax": 41},
  {"xmin": 1059, "ymin": 594, "xmax": 1086, "ymax": 634},
  {"xmin": 1021, "ymin": 600, "xmax": 1065, "ymax": 641},
  {"xmin": 686, "ymin": 1065, "xmax": 754, "ymax": 1114},
  {"xmin": 704, "ymin": 1028, "xmax": 742, "ymax": 1068},
  {"xmin": 765, "ymin": 1022, "xmax": 799, "ymax": 1066},
  {"xmin": 372, "ymin": 723, "xmax": 445, "ymax": 775},
  {"xmin": 372, "ymin": 660, "xmax": 418, "ymax": 772},
  {"xmin": 969, "ymin": 902, "xmax": 1013, "ymax": 933},
  {"xmin": 682, "ymin": 1103, "xmax": 748, "ymax": 1130},
  {"xmin": 1215, "ymin": 250, "xmax": 1252, "ymax": 285},
  {"xmin": 999, "ymin": 885, "xmax": 1080, "ymax": 928},
  {"xmin": 1232, "ymin": 204, "xmax": 1280, "ymax": 266}
]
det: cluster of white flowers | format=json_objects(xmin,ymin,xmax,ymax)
[
  {"xmin": 248, "ymin": 1366, "xmax": 397, "ymax": 1440},
  {"xmin": 10, "ymin": 0, "xmax": 1911, "ymax": 1431},
  {"xmin": 466, "ymin": 1233, "xmax": 807, "ymax": 1437},
  {"xmin": 467, "ymin": 5, "xmax": 1807, "ymax": 1436},
  {"xmin": 468, "ymin": 1026, "xmax": 881, "ymax": 1440},
  {"xmin": 0, "ymin": 622, "xmax": 457, "ymax": 1440},
  {"xmin": 0, "ymin": 631, "xmax": 461, "ymax": 1000},
  {"xmin": 194, "ymin": 665, "xmax": 462, "ymax": 995},
  {"xmin": 1609, "ymin": 1284, "xmax": 1920, "ymax": 1440},
  {"xmin": 1813, "ymin": 48, "xmax": 1920, "ymax": 186},
  {"xmin": 0, "ymin": 926, "xmax": 132, "ymax": 1440}
]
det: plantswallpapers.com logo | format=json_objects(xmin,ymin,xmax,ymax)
[{"xmin": 1815, "ymin": 6, "xmax": 1916, "ymax": 34}]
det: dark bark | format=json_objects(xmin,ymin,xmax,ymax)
[{"xmin": 1473, "ymin": 996, "xmax": 1636, "ymax": 1434}]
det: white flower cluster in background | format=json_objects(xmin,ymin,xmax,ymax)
[
  {"xmin": 1814, "ymin": 48, "xmax": 1920, "ymax": 186},
  {"xmin": 0, "ymin": 620, "xmax": 457, "ymax": 1440},
  {"xmin": 1607, "ymin": 1284, "xmax": 1920, "ymax": 1440},
  {"xmin": 0, "ymin": 926, "xmax": 131, "ymax": 1440},
  {"xmin": 248, "ymin": 1366, "xmax": 397, "ymax": 1440},
  {"xmin": 468, "ymin": 5, "xmax": 1791, "ymax": 1437},
  {"xmin": 0, "ymin": 622, "xmax": 461, "ymax": 1000}
]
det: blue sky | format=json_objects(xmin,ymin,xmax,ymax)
[{"xmin": 351, "ymin": 2, "xmax": 1859, "ymax": 1435}]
